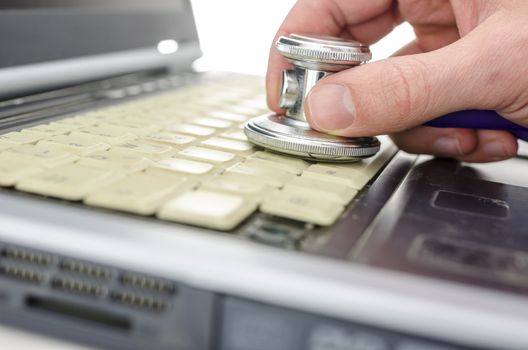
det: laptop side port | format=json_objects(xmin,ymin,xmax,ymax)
[
  {"xmin": 26, "ymin": 295, "xmax": 131, "ymax": 331},
  {"xmin": 109, "ymin": 290, "xmax": 168, "ymax": 313},
  {"xmin": 60, "ymin": 259, "xmax": 112, "ymax": 280},
  {"xmin": 119, "ymin": 273, "xmax": 177, "ymax": 296},
  {"xmin": 0, "ymin": 263, "xmax": 45, "ymax": 284},
  {"xmin": 1, "ymin": 246, "xmax": 53, "ymax": 266},
  {"xmin": 51, "ymin": 277, "xmax": 105, "ymax": 298}
]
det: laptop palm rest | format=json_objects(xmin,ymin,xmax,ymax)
[{"xmin": 354, "ymin": 157, "xmax": 528, "ymax": 295}]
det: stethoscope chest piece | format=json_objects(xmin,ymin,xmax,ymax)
[
  {"xmin": 245, "ymin": 34, "xmax": 380, "ymax": 162},
  {"xmin": 245, "ymin": 114, "xmax": 380, "ymax": 161}
]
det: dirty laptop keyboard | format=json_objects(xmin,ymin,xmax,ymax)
[{"xmin": 0, "ymin": 76, "xmax": 396, "ymax": 231}]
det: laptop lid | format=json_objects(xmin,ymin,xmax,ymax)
[{"xmin": 0, "ymin": 0, "xmax": 201, "ymax": 98}]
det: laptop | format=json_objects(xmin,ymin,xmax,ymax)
[{"xmin": 0, "ymin": 1, "xmax": 527, "ymax": 350}]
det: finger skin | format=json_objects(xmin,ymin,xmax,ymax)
[
  {"xmin": 268, "ymin": 0, "xmax": 458, "ymax": 115},
  {"xmin": 305, "ymin": 12, "xmax": 528, "ymax": 137},
  {"xmin": 457, "ymin": 130, "xmax": 518, "ymax": 163},
  {"xmin": 339, "ymin": 9, "xmax": 401, "ymax": 44},
  {"xmin": 391, "ymin": 127, "xmax": 518, "ymax": 162},
  {"xmin": 390, "ymin": 127, "xmax": 478, "ymax": 156},
  {"xmin": 268, "ymin": 0, "xmax": 528, "ymax": 164},
  {"xmin": 266, "ymin": 0, "xmax": 394, "ymax": 113}
]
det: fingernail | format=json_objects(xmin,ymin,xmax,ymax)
[
  {"xmin": 484, "ymin": 140, "xmax": 508, "ymax": 158},
  {"xmin": 432, "ymin": 136, "xmax": 462, "ymax": 155},
  {"xmin": 307, "ymin": 84, "xmax": 355, "ymax": 131}
]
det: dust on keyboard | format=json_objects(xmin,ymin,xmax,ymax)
[{"xmin": 0, "ymin": 76, "xmax": 396, "ymax": 230}]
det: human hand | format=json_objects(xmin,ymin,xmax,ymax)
[{"xmin": 266, "ymin": 0, "xmax": 528, "ymax": 162}]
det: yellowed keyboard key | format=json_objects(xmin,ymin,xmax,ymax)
[
  {"xmin": 119, "ymin": 115, "xmax": 172, "ymax": 125},
  {"xmin": 191, "ymin": 117, "xmax": 233, "ymax": 129},
  {"xmin": 0, "ymin": 156, "xmax": 44, "ymax": 186},
  {"xmin": 208, "ymin": 111, "xmax": 249, "ymax": 123},
  {"xmin": 71, "ymin": 126, "xmax": 136, "ymax": 145},
  {"xmin": 37, "ymin": 135, "xmax": 111, "ymax": 156},
  {"xmin": 162, "ymin": 109, "xmax": 201, "ymax": 121},
  {"xmin": 0, "ymin": 141, "xmax": 13, "ymax": 151},
  {"xmin": 4, "ymin": 144, "xmax": 78, "ymax": 168},
  {"xmin": 220, "ymin": 129, "xmax": 248, "ymax": 142},
  {"xmin": 201, "ymin": 137, "xmax": 255, "ymax": 154},
  {"xmin": 77, "ymin": 151, "xmax": 152, "ymax": 173},
  {"xmin": 158, "ymin": 189, "xmax": 257, "ymax": 230},
  {"xmin": 99, "ymin": 121, "xmax": 160, "ymax": 135},
  {"xmin": 55, "ymin": 116, "xmax": 96, "ymax": 127},
  {"xmin": 340, "ymin": 141, "xmax": 397, "ymax": 179},
  {"xmin": 16, "ymin": 164, "xmax": 122, "ymax": 200},
  {"xmin": 165, "ymin": 123, "xmax": 216, "ymax": 138},
  {"xmin": 147, "ymin": 158, "xmax": 216, "ymax": 177},
  {"xmin": 23, "ymin": 123, "xmax": 76, "ymax": 136},
  {"xmin": 260, "ymin": 190, "xmax": 345, "ymax": 226},
  {"xmin": 85, "ymin": 173, "xmax": 192, "ymax": 215},
  {"xmin": 246, "ymin": 151, "xmax": 309, "ymax": 175},
  {"xmin": 178, "ymin": 146, "xmax": 236, "ymax": 165},
  {"xmin": 77, "ymin": 111, "xmax": 119, "ymax": 123},
  {"xmin": 301, "ymin": 164, "xmax": 367, "ymax": 189},
  {"xmin": 241, "ymin": 96, "xmax": 267, "ymax": 109},
  {"xmin": 0, "ymin": 131, "xmax": 44, "ymax": 145},
  {"xmin": 302, "ymin": 142, "xmax": 396, "ymax": 189},
  {"xmin": 142, "ymin": 132, "xmax": 196, "ymax": 148},
  {"xmin": 224, "ymin": 162, "xmax": 294, "ymax": 187},
  {"xmin": 201, "ymin": 175, "xmax": 270, "ymax": 200},
  {"xmin": 283, "ymin": 177, "xmax": 358, "ymax": 205},
  {"xmin": 111, "ymin": 141, "xmax": 175, "ymax": 160},
  {"xmin": 224, "ymin": 104, "xmax": 264, "ymax": 117}
]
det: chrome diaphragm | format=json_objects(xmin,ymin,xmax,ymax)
[{"xmin": 245, "ymin": 114, "xmax": 380, "ymax": 162}]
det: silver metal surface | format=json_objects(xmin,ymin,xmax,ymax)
[
  {"xmin": 246, "ymin": 33, "xmax": 378, "ymax": 162},
  {"xmin": 276, "ymin": 34, "xmax": 371, "ymax": 71},
  {"xmin": 246, "ymin": 114, "xmax": 380, "ymax": 161},
  {"xmin": 0, "ymin": 44, "xmax": 201, "ymax": 99},
  {"xmin": 275, "ymin": 33, "xmax": 371, "ymax": 121},
  {"xmin": 283, "ymin": 67, "xmax": 328, "ymax": 121},
  {"xmin": 0, "ymin": 191, "xmax": 528, "ymax": 350},
  {"xmin": 278, "ymin": 70, "xmax": 299, "ymax": 110}
]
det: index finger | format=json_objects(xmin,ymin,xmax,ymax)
[{"xmin": 266, "ymin": 0, "xmax": 396, "ymax": 112}]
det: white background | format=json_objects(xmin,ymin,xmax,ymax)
[
  {"xmin": 192, "ymin": 0, "xmax": 415, "ymax": 75},
  {"xmin": 4, "ymin": 1, "xmax": 415, "ymax": 348}
]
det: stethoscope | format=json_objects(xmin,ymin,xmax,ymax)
[{"xmin": 245, "ymin": 34, "xmax": 528, "ymax": 162}]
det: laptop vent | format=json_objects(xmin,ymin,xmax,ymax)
[
  {"xmin": 51, "ymin": 277, "xmax": 104, "ymax": 298},
  {"xmin": 0, "ymin": 263, "xmax": 45, "ymax": 285},
  {"xmin": 120, "ymin": 273, "xmax": 176, "ymax": 296},
  {"xmin": 59, "ymin": 259, "xmax": 112, "ymax": 280},
  {"xmin": 1, "ymin": 246, "xmax": 53, "ymax": 266},
  {"xmin": 0, "ymin": 243, "xmax": 176, "ymax": 314},
  {"xmin": 109, "ymin": 290, "xmax": 168, "ymax": 313}
]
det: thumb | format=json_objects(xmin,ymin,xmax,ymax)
[{"xmin": 304, "ymin": 34, "xmax": 496, "ymax": 137}]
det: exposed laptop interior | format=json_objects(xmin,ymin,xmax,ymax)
[{"xmin": 0, "ymin": 1, "xmax": 528, "ymax": 350}]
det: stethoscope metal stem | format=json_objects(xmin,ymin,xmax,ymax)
[{"xmin": 280, "ymin": 67, "xmax": 329, "ymax": 122}]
